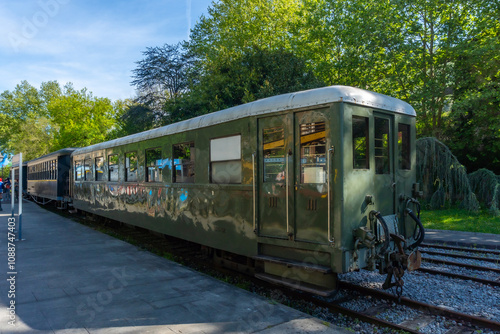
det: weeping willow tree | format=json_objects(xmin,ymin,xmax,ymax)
[
  {"xmin": 469, "ymin": 169, "xmax": 500, "ymax": 216},
  {"xmin": 416, "ymin": 137, "xmax": 479, "ymax": 211}
]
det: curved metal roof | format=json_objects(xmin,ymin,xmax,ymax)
[
  {"xmin": 73, "ymin": 85, "xmax": 415, "ymax": 155},
  {"xmin": 28, "ymin": 148, "xmax": 78, "ymax": 165}
]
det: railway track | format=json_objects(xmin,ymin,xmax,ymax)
[
  {"xmin": 338, "ymin": 281, "xmax": 500, "ymax": 332},
  {"xmin": 420, "ymin": 243, "xmax": 500, "ymax": 256},
  {"xmin": 417, "ymin": 244, "xmax": 500, "ymax": 287},
  {"xmin": 418, "ymin": 267, "xmax": 500, "ymax": 287},
  {"xmin": 420, "ymin": 249, "xmax": 500, "ymax": 264}
]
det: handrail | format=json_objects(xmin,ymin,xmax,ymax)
[
  {"xmin": 328, "ymin": 146, "xmax": 335, "ymax": 243},
  {"xmin": 252, "ymin": 153, "xmax": 256, "ymax": 233},
  {"xmin": 286, "ymin": 152, "xmax": 290, "ymax": 235}
]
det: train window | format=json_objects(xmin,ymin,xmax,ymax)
[
  {"xmin": 210, "ymin": 135, "xmax": 242, "ymax": 184},
  {"xmin": 146, "ymin": 148, "xmax": 162, "ymax": 182},
  {"xmin": 300, "ymin": 122, "xmax": 326, "ymax": 183},
  {"xmin": 173, "ymin": 142, "xmax": 195, "ymax": 183},
  {"xmin": 75, "ymin": 160, "xmax": 84, "ymax": 181},
  {"xmin": 84, "ymin": 158, "xmax": 92, "ymax": 181},
  {"xmin": 95, "ymin": 157, "xmax": 104, "ymax": 181},
  {"xmin": 125, "ymin": 152, "xmax": 138, "ymax": 182},
  {"xmin": 352, "ymin": 116, "xmax": 369, "ymax": 169},
  {"xmin": 263, "ymin": 126, "xmax": 285, "ymax": 182},
  {"xmin": 398, "ymin": 124, "xmax": 411, "ymax": 170},
  {"xmin": 108, "ymin": 154, "xmax": 119, "ymax": 182},
  {"xmin": 375, "ymin": 117, "xmax": 390, "ymax": 174}
]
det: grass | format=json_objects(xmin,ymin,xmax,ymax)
[{"xmin": 421, "ymin": 208, "xmax": 500, "ymax": 234}]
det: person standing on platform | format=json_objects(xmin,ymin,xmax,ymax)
[{"xmin": 4, "ymin": 177, "xmax": 11, "ymax": 202}]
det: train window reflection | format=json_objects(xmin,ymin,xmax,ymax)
[
  {"xmin": 375, "ymin": 117, "xmax": 390, "ymax": 174},
  {"xmin": 125, "ymin": 152, "xmax": 138, "ymax": 182},
  {"xmin": 108, "ymin": 154, "xmax": 119, "ymax": 182},
  {"xmin": 173, "ymin": 142, "xmax": 195, "ymax": 183},
  {"xmin": 353, "ymin": 116, "xmax": 369, "ymax": 169},
  {"xmin": 75, "ymin": 160, "xmax": 84, "ymax": 181},
  {"xmin": 263, "ymin": 127, "xmax": 285, "ymax": 182},
  {"xmin": 300, "ymin": 122, "xmax": 326, "ymax": 184},
  {"xmin": 84, "ymin": 158, "xmax": 92, "ymax": 181},
  {"xmin": 398, "ymin": 124, "xmax": 411, "ymax": 170},
  {"xmin": 95, "ymin": 157, "xmax": 104, "ymax": 181},
  {"xmin": 146, "ymin": 148, "xmax": 162, "ymax": 182}
]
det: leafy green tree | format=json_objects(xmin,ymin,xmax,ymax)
[
  {"xmin": 184, "ymin": 48, "xmax": 323, "ymax": 114},
  {"xmin": 0, "ymin": 81, "xmax": 121, "ymax": 158},
  {"xmin": 48, "ymin": 84, "xmax": 119, "ymax": 150},
  {"xmin": 0, "ymin": 81, "xmax": 57, "ymax": 159},
  {"xmin": 116, "ymin": 103, "xmax": 158, "ymax": 136},
  {"xmin": 189, "ymin": 0, "xmax": 302, "ymax": 62},
  {"xmin": 444, "ymin": 1, "xmax": 500, "ymax": 173}
]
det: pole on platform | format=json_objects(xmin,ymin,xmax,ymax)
[
  {"xmin": 18, "ymin": 153, "xmax": 23, "ymax": 241},
  {"xmin": 11, "ymin": 165, "xmax": 15, "ymax": 217}
]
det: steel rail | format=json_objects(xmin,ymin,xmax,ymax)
[
  {"xmin": 420, "ymin": 243, "xmax": 500, "ymax": 256},
  {"xmin": 420, "ymin": 250, "xmax": 500, "ymax": 264},
  {"xmin": 339, "ymin": 281, "xmax": 500, "ymax": 331},
  {"xmin": 422, "ymin": 256, "xmax": 500, "ymax": 274},
  {"xmin": 306, "ymin": 295, "xmax": 422, "ymax": 334},
  {"xmin": 418, "ymin": 267, "xmax": 500, "ymax": 287}
]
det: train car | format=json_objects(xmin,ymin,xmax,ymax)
[
  {"xmin": 11, "ymin": 161, "xmax": 28, "ymax": 195},
  {"xmin": 27, "ymin": 148, "xmax": 77, "ymax": 204},
  {"xmin": 71, "ymin": 86, "xmax": 423, "ymax": 295}
]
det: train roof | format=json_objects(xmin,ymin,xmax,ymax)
[
  {"xmin": 73, "ymin": 85, "xmax": 416, "ymax": 155},
  {"xmin": 27, "ymin": 148, "xmax": 78, "ymax": 165}
]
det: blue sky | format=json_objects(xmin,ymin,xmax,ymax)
[{"xmin": 0, "ymin": 0, "xmax": 213, "ymax": 101}]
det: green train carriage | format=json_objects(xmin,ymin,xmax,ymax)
[{"xmin": 71, "ymin": 85, "xmax": 423, "ymax": 295}]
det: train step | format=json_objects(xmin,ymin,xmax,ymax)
[
  {"xmin": 255, "ymin": 272, "xmax": 336, "ymax": 297},
  {"xmin": 253, "ymin": 255, "xmax": 333, "ymax": 274}
]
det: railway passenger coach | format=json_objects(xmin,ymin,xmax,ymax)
[
  {"xmin": 70, "ymin": 86, "xmax": 424, "ymax": 295},
  {"xmin": 27, "ymin": 148, "xmax": 76, "ymax": 205}
]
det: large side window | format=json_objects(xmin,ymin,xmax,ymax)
[
  {"xmin": 125, "ymin": 152, "xmax": 138, "ymax": 182},
  {"xmin": 375, "ymin": 117, "xmax": 390, "ymax": 174},
  {"xmin": 108, "ymin": 154, "xmax": 119, "ymax": 182},
  {"xmin": 398, "ymin": 124, "xmax": 411, "ymax": 170},
  {"xmin": 95, "ymin": 157, "xmax": 104, "ymax": 181},
  {"xmin": 210, "ymin": 135, "xmax": 242, "ymax": 184},
  {"xmin": 84, "ymin": 158, "xmax": 92, "ymax": 181},
  {"xmin": 300, "ymin": 122, "xmax": 326, "ymax": 183},
  {"xmin": 75, "ymin": 160, "xmax": 84, "ymax": 181},
  {"xmin": 352, "ymin": 116, "xmax": 369, "ymax": 169},
  {"xmin": 146, "ymin": 148, "xmax": 162, "ymax": 182},
  {"xmin": 173, "ymin": 142, "xmax": 195, "ymax": 183}
]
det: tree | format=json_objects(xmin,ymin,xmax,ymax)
[
  {"xmin": 116, "ymin": 103, "xmax": 158, "ymax": 136},
  {"xmin": 0, "ymin": 81, "xmax": 56, "ymax": 159},
  {"xmin": 188, "ymin": 0, "xmax": 302, "ymax": 63},
  {"xmin": 48, "ymin": 84, "xmax": 119, "ymax": 150},
  {"xmin": 0, "ymin": 81, "xmax": 121, "ymax": 158},
  {"xmin": 444, "ymin": 1, "xmax": 500, "ymax": 173},
  {"xmin": 184, "ymin": 47, "xmax": 324, "ymax": 114},
  {"xmin": 131, "ymin": 43, "xmax": 191, "ymax": 109}
]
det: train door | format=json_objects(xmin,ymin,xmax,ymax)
[
  {"xmin": 258, "ymin": 110, "xmax": 332, "ymax": 243},
  {"xmin": 294, "ymin": 110, "xmax": 331, "ymax": 243},
  {"xmin": 373, "ymin": 113, "xmax": 395, "ymax": 214},
  {"xmin": 258, "ymin": 114, "xmax": 293, "ymax": 239}
]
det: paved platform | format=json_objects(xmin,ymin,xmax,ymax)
[
  {"xmin": 0, "ymin": 201, "xmax": 349, "ymax": 334},
  {"xmin": 424, "ymin": 229, "xmax": 500, "ymax": 249}
]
